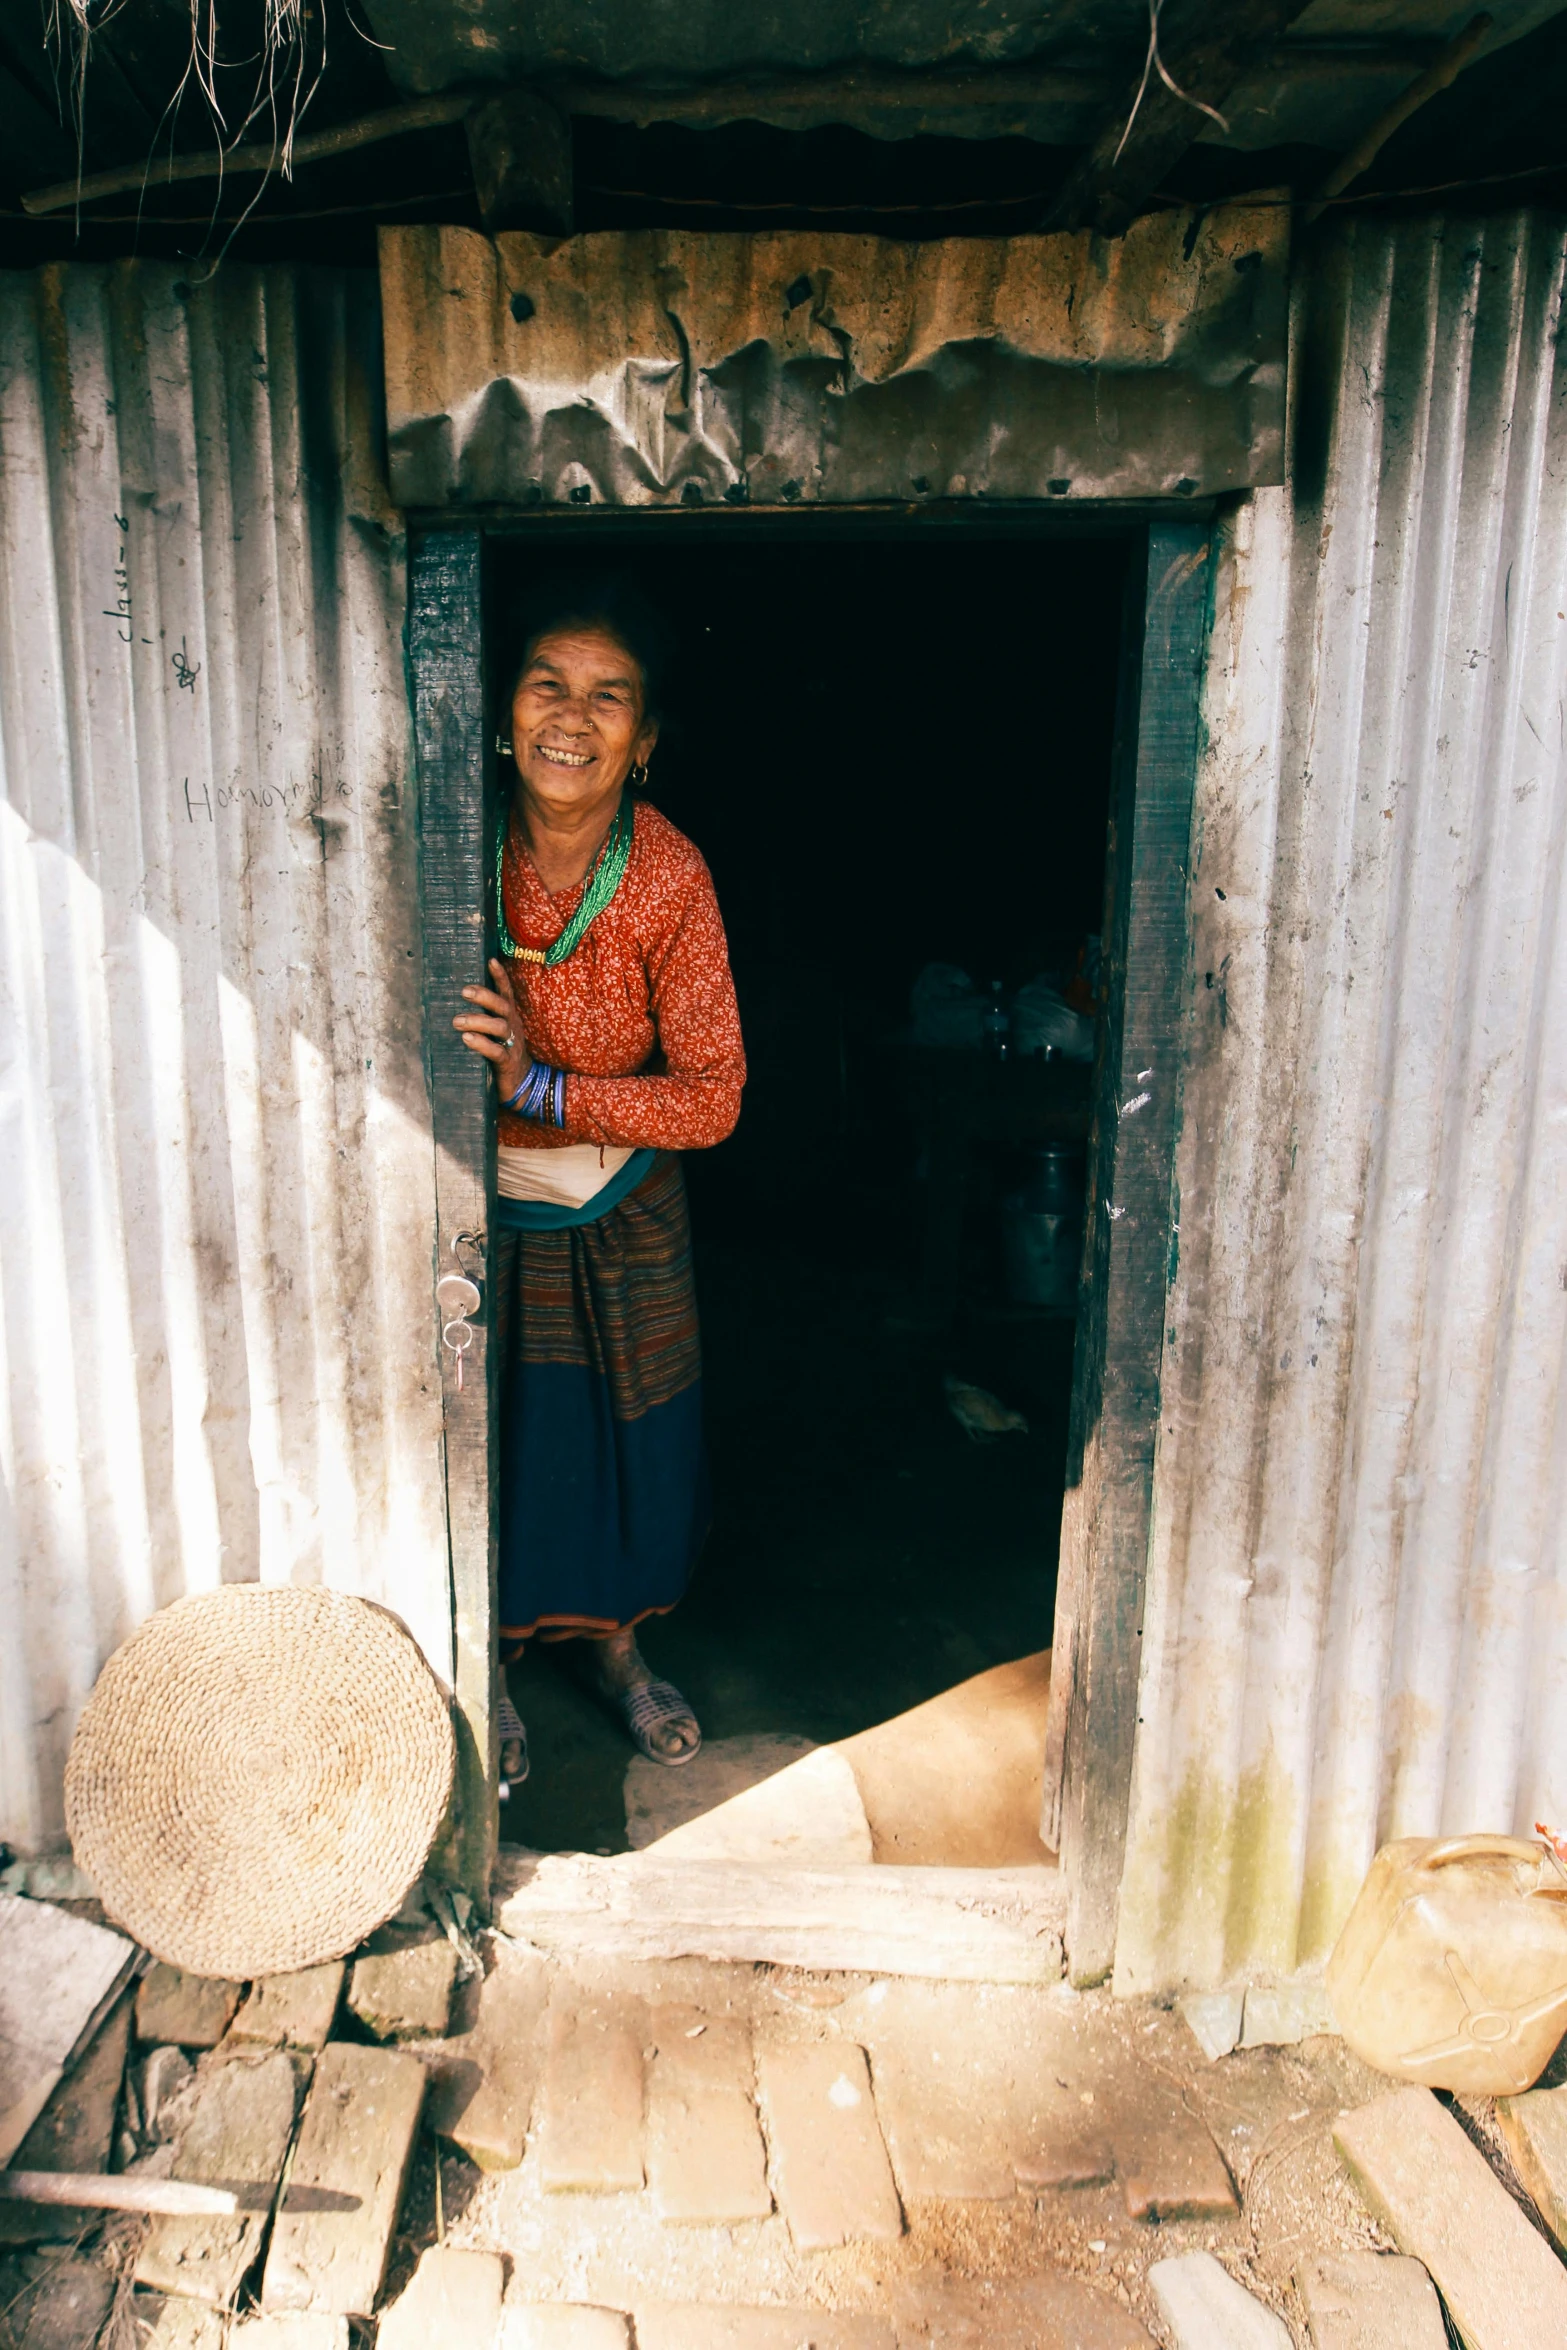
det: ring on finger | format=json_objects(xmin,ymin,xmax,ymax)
[{"xmin": 504, "ymin": 1030, "xmax": 516, "ymax": 1050}]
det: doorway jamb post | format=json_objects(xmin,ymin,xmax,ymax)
[
  {"xmin": 1054, "ymin": 516, "xmax": 1212, "ymax": 1983},
  {"xmin": 410, "ymin": 526, "xmax": 498, "ymax": 1906}
]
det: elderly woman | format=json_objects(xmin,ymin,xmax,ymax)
[{"xmin": 454, "ymin": 587, "xmax": 744, "ymax": 1779}]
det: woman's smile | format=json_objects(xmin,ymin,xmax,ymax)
[{"xmin": 511, "ymin": 624, "xmax": 657, "ymax": 818}]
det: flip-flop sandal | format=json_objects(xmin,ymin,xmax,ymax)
[
  {"xmin": 498, "ymin": 1691, "xmax": 528, "ymax": 1794},
  {"xmin": 619, "ymin": 1679, "xmax": 702, "ymax": 1767}
]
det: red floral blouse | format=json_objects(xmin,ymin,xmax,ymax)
[{"xmin": 497, "ymin": 798, "xmax": 745, "ymax": 1154}]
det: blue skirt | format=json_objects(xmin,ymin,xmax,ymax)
[{"xmin": 494, "ymin": 1154, "xmax": 709, "ymax": 1641}]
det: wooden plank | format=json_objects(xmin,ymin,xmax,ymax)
[
  {"xmin": 1046, "ymin": 521, "xmax": 1214, "ymax": 1984},
  {"xmin": 409, "ymin": 526, "xmax": 497, "ymax": 1907},
  {"xmin": 494, "ymin": 1850, "xmax": 1066, "ymax": 1984},
  {"xmin": 0, "ymin": 1990, "xmax": 134, "ymax": 2201},
  {"xmin": 1333, "ymin": 2086, "xmax": 1567, "ymax": 2350},
  {"xmin": 0, "ymin": 1892, "xmax": 138, "ymax": 2162},
  {"xmin": 1042, "ymin": 0, "xmax": 1313, "ymax": 237}
]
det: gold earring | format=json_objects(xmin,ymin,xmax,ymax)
[{"xmin": 629, "ymin": 759, "xmax": 649, "ymax": 788}]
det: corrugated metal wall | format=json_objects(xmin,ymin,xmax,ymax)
[
  {"xmin": 1115, "ymin": 212, "xmax": 1567, "ymax": 1994},
  {"xmin": 0, "ymin": 262, "xmax": 450, "ymax": 1856}
]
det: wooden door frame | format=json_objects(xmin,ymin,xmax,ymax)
[
  {"xmin": 1043, "ymin": 518, "xmax": 1213, "ymax": 1984},
  {"xmin": 408, "ymin": 510, "xmax": 1214, "ymax": 1968}
]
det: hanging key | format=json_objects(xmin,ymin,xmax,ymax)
[{"xmin": 442, "ymin": 1315, "xmax": 475, "ymax": 1392}]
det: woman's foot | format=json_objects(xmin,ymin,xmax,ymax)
[
  {"xmin": 498, "ymin": 1686, "xmax": 528, "ymax": 1788},
  {"xmin": 592, "ymin": 1629, "xmax": 701, "ymax": 1765}
]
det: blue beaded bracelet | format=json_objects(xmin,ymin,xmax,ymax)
[{"xmin": 504, "ymin": 1062, "xmax": 566, "ymax": 1127}]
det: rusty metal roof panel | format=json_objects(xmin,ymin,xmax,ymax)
[
  {"xmin": 0, "ymin": 260, "xmax": 449, "ymax": 1855},
  {"xmin": 1114, "ymin": 209, "xmax": 1567, "ymax": 1994},
  {"xmin": 379, "ymin": 207, "xmax": 1290, "ymax": 508}
]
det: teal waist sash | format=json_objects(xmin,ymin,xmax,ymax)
[{"xmin": 494, "ymin": 1147, "xmax": 660, "ymax": 1232}]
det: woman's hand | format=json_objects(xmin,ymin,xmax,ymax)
[{"xmin": 454, "ymin": 957, "xmax": 531, "ymax": 1101}]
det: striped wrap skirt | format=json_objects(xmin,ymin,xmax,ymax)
[{"xmin": 494, "ymin": 1153, "xmax": 709, "ymax": 1643}]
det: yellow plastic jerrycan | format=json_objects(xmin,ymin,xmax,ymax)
[{"xmin": 1327, "ymin": 1835, "xmax": 1567, "ymax": 2095}]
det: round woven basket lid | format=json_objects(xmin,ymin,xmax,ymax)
[{"xmin": 66, "ymin": 1585, "xmax": 456, "ymax": 1979}]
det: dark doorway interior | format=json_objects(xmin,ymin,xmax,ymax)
[{"xmin": 489, "ymin": 528, "xmax": 1130, "ymax": 1852}]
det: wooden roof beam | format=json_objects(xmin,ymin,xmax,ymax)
[{"xmin": 1042, "ymin": 0, "xmax": 1316, "ymax": 238}]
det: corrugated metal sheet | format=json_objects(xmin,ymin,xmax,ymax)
[
  {"xmin": 378, "ymin": 210, "xmax": 1289, "ymax": 509},
  {"xmin": 360, "ymin": 0, "xmax": 1564, "ymax": 109},
  {"xmin": 1114, "ymin": 211, "xmax": 1567, "ymax": 1994},
  {"xmin": 0, "ymin": 261, "xmax": 450, "ymax": 1856}
]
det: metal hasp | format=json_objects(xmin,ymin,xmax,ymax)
[
  {"xmin": 1045, "ymin": 519, "xmax": 1213, "ymax": 1985},
  {"xmin": 410, "ymin": 529, "xmax": 497, "ymax": 1903}
]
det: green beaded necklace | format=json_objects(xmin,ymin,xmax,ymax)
[{"xmin": 496, "ymin": 796, "xmax": 635, "ymax": 967}]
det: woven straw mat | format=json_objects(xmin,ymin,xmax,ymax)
[{"xmin": 65, "ymin": 1585, "xmax": 456, "ymax": 1979}]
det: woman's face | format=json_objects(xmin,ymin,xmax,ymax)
[{"xmin": 510, "ymin": 625, "xmax": 658, "ymax": 811}]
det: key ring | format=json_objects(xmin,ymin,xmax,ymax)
[{"xmin": 441, "ymin": 1315, "xmax": 475, "ymax": 1391}]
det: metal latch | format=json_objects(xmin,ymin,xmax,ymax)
[{"xmin": 437, "ymin": 1231, "xmax": 485, "ymax": 1390}]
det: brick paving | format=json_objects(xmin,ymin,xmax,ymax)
[{"xmin": 88, "ymin": 1932, "xmax": 1519, "ymax": 2345}]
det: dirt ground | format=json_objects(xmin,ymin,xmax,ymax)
[
  {"xmin": 397, "ymin": 1951, "xmax": 1400, "ymax": 2350},
  {"xmin": 9, "ymin": 1933, "xmax": 1555, "ymax": 2347}
]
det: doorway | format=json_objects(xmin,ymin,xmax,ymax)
[
  {"xmin": 411, "ymin": 512, "xmax": 1210, "ymax": 1967},
  {"xmin": 484, "ymin": 526, "xmax": 1127, "ymax": 1854}
]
